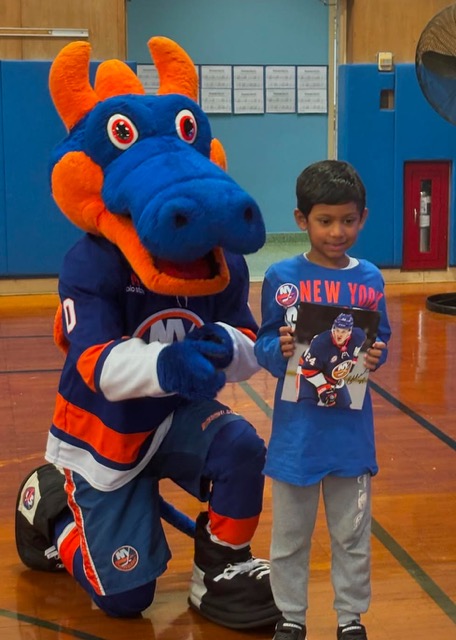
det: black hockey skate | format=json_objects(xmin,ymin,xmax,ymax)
[
  {"xmin": 15, "ymin": 463, "xmax": 69, "ymax": 572},
  {"xmin": 188, "ymin": 511, "xmax": 281, "ymax": 629}
]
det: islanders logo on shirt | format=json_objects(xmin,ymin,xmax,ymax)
[{"xmin": 275, "ymin": 283, "xmax": 299, "ymax": 308}]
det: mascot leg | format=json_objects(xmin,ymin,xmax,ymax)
[
  {"xmin": 187, "ymin": 418, "xmax": 281, "ymax": 629},
  {"xmin": 52, "ymin": 510, "xmax": 157, "ymax": 617},
  {"xmin": 15, "ymin": 463, "xmax": 162, "ymax": 618}
]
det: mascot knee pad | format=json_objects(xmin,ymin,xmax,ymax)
[{"xmin": 210, "ymin": 418, "xmax": 266, "ymax": 471}]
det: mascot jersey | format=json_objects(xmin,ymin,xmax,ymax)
[
  {"xmin": 254, "ymin": 254, "xmax": 391, "ymax": 487},
  {"xmin": 45, "ymin": 234, "xmax": 259, "ymax": 492}
]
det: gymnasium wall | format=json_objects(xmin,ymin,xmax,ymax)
[
  {"xmin": 0, "ymin": 0, "xmax": 126, "ymax": 60},
  {"xmin": 346, "ymin": 0, "xmax": 453, "ymax": 63},
  {"xmin": 0, "ymin": 0, "xmax": 126, "ymax": 277},
  {"xmin": 0, "ymin": 0, "xmax": 329, "ymax": 276},
  {"xmin": 0, "ymin": 61, "xmax": 114, "ymax": 277},
  {"xmin": 128, "ymin": 0, "xmax": 330, "ymax": 236},
  {"xmin": 338, "ymin": 63, "xmax": 456, "ymax": 268},
  {"xmin": 1, "ymin": 1, "xmax": 454, "ymax": 275}
]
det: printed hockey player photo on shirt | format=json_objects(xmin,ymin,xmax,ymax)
[{"xmin": 281, "ymin": 302, "xmax": 380, "ymax": 410}]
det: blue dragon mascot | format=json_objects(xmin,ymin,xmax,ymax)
[{"xmin": 14, "ymin": 36, "xmax": 280, "ymax": 630}]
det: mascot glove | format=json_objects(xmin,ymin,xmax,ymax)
[
  {"xmin": 157, "ymin": 340, "xmax": 226, "ymax": 401},
  {"xmin": 185, "ymin": 323, "xmax": 234, "ymax": 369}
]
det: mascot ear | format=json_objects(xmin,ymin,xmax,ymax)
[
  {"xmin": 210, "ymin": 138, "xmax": 227, "ymax": 171},
  {"xmin": 51, "ymin": 151, "xmax": 104, "ymax": 235}
]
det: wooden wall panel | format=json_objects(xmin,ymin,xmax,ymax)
[
  {"xmin": 0, "ymin": 1, "xmax": 22, "ymax": 59},
  {"xmin": 346, "ymin": 0, "xmax": 454, "ymax": 63},
  {"xmin": 0, "ymin": 0, "xmax": 126, "ymax": 60},
  {"xmin": 3, "ymin": 1, "xmax": 453, "ymax": 65}
]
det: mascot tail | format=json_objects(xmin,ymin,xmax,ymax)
[{"xmin": 159, "ymin": 496, "xmax": 195, "ymax": 538}]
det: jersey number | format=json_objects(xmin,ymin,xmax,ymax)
[{"xmin": 63, "ymin": 298, "xmax": 77, "ymax": 333}]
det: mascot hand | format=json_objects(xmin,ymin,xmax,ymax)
[
  {"xmin": 157, "ymin": 341, "xmax": 226, "ymax": 400},
  {"xmin": 185, "ymin": 323, "xmax": 234, "ymax": 369}
]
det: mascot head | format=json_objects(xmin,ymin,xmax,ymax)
[{"xmin": 48, "ymin": 37, "xmax": 265, "ymax": 296}]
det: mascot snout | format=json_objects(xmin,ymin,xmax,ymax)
[{"xmin": 102, "ymin": 140, "xmax": 265, "ymax": 262}]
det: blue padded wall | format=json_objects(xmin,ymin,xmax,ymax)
[
  {"xmin": 0, "ymin": 62, "xmax": 6, "ymax": 273},
  {"xmin": 338, "ymin": 63, "xmax": 456, "ymax": 268},
  {"xmin": 5, "ymin": 60, "xmax": 456, "ymax": 274},
  {"xmin": 1, "ymin": 61, "xmax": 82, "ymax": 276},
  {"xmin": 0, "ymin": 60, "xmax": 130, "ymax": 277},
  {"xmin": 337, "ymin": 65, "xmax": 396, "ymax": 267},
  {"xmin": 394, "ymin": 64, "xmax": 456, "ymax": 266}
]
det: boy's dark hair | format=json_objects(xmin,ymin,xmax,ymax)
[{"xmin": 296, "ymin": 160, "xmax": 366, "ymax": 218}]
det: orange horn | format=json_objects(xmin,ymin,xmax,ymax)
[
  {"xmin": 148, "ymin": 36, "xmax": 198, "ymax": 101},
  {"xmin": 49, "ymin": 41, "xmax": 99, "ymax": 131},
  {"xmin": 95, "ymin": 59, "xmax": 145, "ymax": 99}
]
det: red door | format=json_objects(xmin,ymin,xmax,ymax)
[{"xmin": 402, "ymin": 161, "xmax": 450, "ymax": 270}]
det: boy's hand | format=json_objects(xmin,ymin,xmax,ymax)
[
  {"xmin": 279, "ymin": 326, "xmax": 295, "ymax": 359},
  {"xmin": 364, "ymin": 341, "xmax": 386, "ymax": 371}
]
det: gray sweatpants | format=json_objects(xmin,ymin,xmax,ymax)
[{"xmin": 270, "ymin": 474, "xmax": 371, "ymax": 626}]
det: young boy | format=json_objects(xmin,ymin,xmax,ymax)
[{"xmin": 254, "ymin": 160, "xmax": 391, "ymax": 640}]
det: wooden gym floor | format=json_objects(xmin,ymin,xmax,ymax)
[{"xmin": 0, "ymin": 281, "xmax": 455, "ymax": 640}]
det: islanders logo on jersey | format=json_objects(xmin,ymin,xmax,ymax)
[
  {"xmin": 23, "ymin": 486, "xmax": 35, "ymax": 510},
  {"xmin": 112, "ymin": 545, "xmax": 139, "ymax": 572},
  {"xmin": 134, "ymin": 308, "xmax": 204, "ymax": 344},
  {"xmin": 331, "ymin": 360, "xmax": 354, "ymax": 380},
  {"xmin": 275, "ymin": 283, "xmax": 299, "ymax": 308}
]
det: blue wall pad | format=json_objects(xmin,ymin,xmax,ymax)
[
  {"xmin": 1, "ymin": 61, "xmax": 82, "ymax": 276},
  {"xmin": 338, "ymin": 63, "xmax": 456, "ymax": 268}
]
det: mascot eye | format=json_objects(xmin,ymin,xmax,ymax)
[
  {"xmin": 107, "ymin": 114, "xmax": 139, "ymax": 150},
  {"xmin": 175, "ymin": 109, "xmax": 197, "ymax": 143}
]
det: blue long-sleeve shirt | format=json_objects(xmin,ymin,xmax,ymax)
[{"xmin": 254, "ymin": 254, "xmax": 391, "ymax": 486}]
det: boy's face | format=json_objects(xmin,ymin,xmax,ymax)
[{"xmin": 294, "ymin": 202, "xmax": 367, "ymax": 268}]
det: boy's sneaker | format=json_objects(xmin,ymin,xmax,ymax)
[
  {"xmin": 188, "ymin": 511, "xmax": 281, "ymax": 629},
  {"xmin": 337, "ymin": 621, "xmax": 368, "ymax": 640},
  {"xmin": 15, "ymin": 463, "xmax": 68, "ymax": 572},
  {"xmin": 273, "ymin": 618, "xmax": 307, "ymax": 640}
]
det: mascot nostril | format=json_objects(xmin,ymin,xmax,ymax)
[
  {"xmin": 244, "ymin": 207, "xmax": 254, "ymax": 223},
  {"xmin": 174, "ymin": 213, "xmax": 189, "ymax": 229},
  {"xmin": 14, "ymin": 34, "xmax": 280, "ymax": 632}
]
